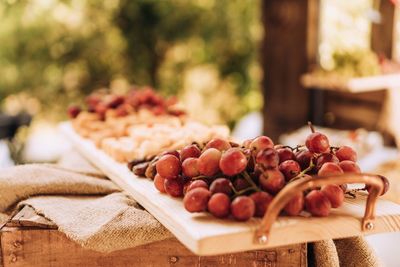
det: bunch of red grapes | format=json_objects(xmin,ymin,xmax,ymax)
[
  {"xmin": 67, "ymin": 87, "xmax": 185, "ymax": 120},
  {"xmin": 130, "ymin": 125, "xmax": 389, "ymax": 221}
]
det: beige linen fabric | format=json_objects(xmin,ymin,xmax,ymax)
[
  {"xmin": 18, "ymin": 193, "xmax": 172, "ymax": 252},
  {"xmin": 0, "ymin": 150, "xmax": 172, "ymax": 252},
  {"xmin": 0, "ymin": 150, "xmax": 381, "ymax": 265},
  {"xmin": 311, "ymin": 237, "xmax": 382, "ymax": 267}
]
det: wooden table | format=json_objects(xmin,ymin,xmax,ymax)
[{"xmin": 0, "ymin": 206, "xmax": 307, "ymax": 267}]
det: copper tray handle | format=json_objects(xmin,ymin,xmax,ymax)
[{"xmin": 254, "ymin": 173, "xmax": 384, "ymax": 244}]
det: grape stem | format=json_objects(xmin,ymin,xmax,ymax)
[
  {"xmin": 345, "ymin": 188, "xmax": 365, "ymax": 199},
  {"xmin": 330, "ymin": 146, "xmax": 340, "ymax": 153},
  {"xmin": 289, "ymin": 159, "xmax": 315, "ymax": 183},
  {"xmin": 230, "ymin": 184, "xmax": 239, "ymax": 194},
  {"xmin": 241, "ymin": 171, "xmax": 261, "ymax": 193},
  {"xmin": 293, "ymin": 144, "xmax": 305, "ymax": 151},
  {"xmin": 231, "ymin": 186, "xmax": 256, "ymax": 198},
  {"xmin": 308, "ymin": 121, "xmax": 315, "ymax": 133}
]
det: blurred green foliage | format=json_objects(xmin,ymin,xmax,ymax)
[
  {"xmin": 0, "ymin": 0, "xmax": 262, "ymax": 125},
  {"xmin": 331, "ymin": 49, "xmax": 380, "ymax": 77}
]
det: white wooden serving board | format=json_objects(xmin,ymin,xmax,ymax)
[{"xmin": 59, "ymin": 122, "xmax": 400, "ymax": 256}]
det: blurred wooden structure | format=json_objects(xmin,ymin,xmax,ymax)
[
  {"xmin": 261, "ymin": 0, "xmax": 313, "ymax": 141},
  {"xmin": 0, "ymin": 206, "xmax": 307, "ymax": 267},
  {"xmin": 261, "ymin": 0, "xmax": 398, "ymax": 143}
]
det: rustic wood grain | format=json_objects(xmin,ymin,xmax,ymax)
[
  {"xmin": 0, "ymin": 227, "xmax": 306, "ymax": 267},
  {"xmin": 0, "ymin": 231, "xmax": 4, "ymax": 267},
  {"xmin": 60, "ymin": 122, "xmax": 400, "ymax": 255},
  {"xmin": 0, "ymin": 207, "xmax": 306, "ymax": 267}
]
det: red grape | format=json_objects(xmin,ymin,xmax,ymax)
[
  {"xmin": 204, "ymin": 138, "xmax": 231, "ymax": 151},
  {"xmin": 339, "ymin": 160, "xmax": 361, "ymax": 173},
  {"xmin": 219, "ymin": 148, "xmax": 247, "ymax": 176},
  {"xmin": 183, "ymin": 181, "xmax": 191, "ymax": 195},
  {"xmin": 161, "ymin": 150, "xmax": 180, "ymax": 159},
  {"xmin": 106, "ymin": 95, "xmax": 125, "ymax": 109},
  {"xmin": 366, "ymin": 175, "xmax": 390, "ymax": 196},
  {"xmin": 284, "ymin": 192, "xmax": 304, "ymax": 216},
  {"xmin": 295, "ymin": 149, "xmax": 313, "ymax": 170},
  {"xmin": 210, "ymin": 178, "xmax": 233, "ymax": 196},
  {"xmin": 180, "ymin": 145, "xmax": 201, "ymax": 162},
  {"xmin": 318, "ymin": 162, "xmax": 344, "ymax": 176},
  {"xmin": 94, "ymin": 102, "xmax": 107, "ymax": 119},
  {"xmin": 229, "ymin": 141, "xmax": 240, "ymax": 147},
  {"xmin": 183, "ymin": 188, "xmax": 211, "ymax": 212},
  {"xmin": 242, "ymin": 138, "xmax": 254, "ymax": 149},
  {"xmin": 339, "ymin": 184, "xmax": 348, "ymax": 193},
  {"xmin": 132, "ymin": 162, "xmax": 149, "ymax": 177},
  {"xmin": 151, "ymin": 106, "xmax": 166, "ymax": 116},
  {"xmin": 233, "ymin": 177, "xmax": 250, "ymax": 191},
  {"xmin": 321, "ymin": 184, "xmax": 344, "ymax": 208},
  {"xmin": 279, "ymin": 160, "xmax": 301, "ymax": 181},
  {"xmin": 145, "ymin": 161, "xmax": 157, "ymax": 180},
  {"xmin": 306, "ymin": 132, "xmax": 330, "ymax": 153},
  {"xmin": 182, "ymin": 158, "xmax": 200, "ymax": 178},
  {"xmin": 249, "ymin": 191, "xmax": 273, "ymax": 217},
  {"xmin": 251, "ymin": 167, "xmax": 262, "ymax": 183},
  {"xmin": 305, "ymin": 190, "xmax": 331, "ymax": 217},
  {"xmin": 259, "ymin": 169, "xmax": 285, "ymax": 194},
  {"xmin": 256, "ymin": 148, "xmax": 279, "ymax": 169},
  {"xmin": 67, "ymin": 105, "xmax": 81, "ymax": 118},
  {"xmin": 156, "ymin": 155, "xmax": 182, "ymax": 179},
  {"xmin": 197, "ymin": 148, "xmax": 222, "ymax": 176},
  {"xmin": 250, "ymin": 136, "xmax": 274, "ymax": 154},
  {"xmin": 243, "ymin": 148, "xmax": 255, "ymax": 171},
  {"xmin": 335, "ymin": 146, "xmax": 357, "ymax": 162},
  {"xmin": 85, "ymin": 94, "xmax": 101, "ymax": 111},
  {"xmin": 274, "ymin": 144, "xmax": 285, "ymax": 149},
  {"xmin": 154, "ymin": 174, "xmax": 166, "ymax": 193},
  {"xmin": 208, "ymin": 193, "xmax": 231, "ymax": 218},
  {"xmin": 185, "ymin": 180, "xmax": 208, "ymax": 193},
  {"xmin": 230, "ymin": 196, "xmax": 255, "ymax": 221},
  {"xmin": 276, "ymin": 147, "xmax": 295, "ymax": 163},
  {"xmin": 315, "ymin": 153, "xmax": 339, "ymax": 170},
  {"xmin": 115, "ymin": 104, "xmax": 131, "ymax": 117},
  {"xmin": 164, "ymin": 178, "xmax": 184, "ymax": 197}
]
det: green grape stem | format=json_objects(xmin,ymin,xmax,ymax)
[
  {"xmin": 289, "ymin": 158, "xmax": 315, "ymax": 183},
  {"xmin": 241, "ymin": 171, "xmax": 261, "ymax": 193},
  {"xmin": 232, "ymin": 187, "xmax": 257, "ymax": 199}
]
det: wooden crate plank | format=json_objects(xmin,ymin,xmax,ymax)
[
  {"xmin": 0, "ymin": 227, "xmax": 306, "ymax": 267},
  {"xmin": 0, "ymin": 231, "xmax": 4, "ymax": 267},
  {"xmin": 59, "ymin": 122, "xmax": 400, "ymax": 256}
]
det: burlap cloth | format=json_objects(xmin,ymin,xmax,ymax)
[{"xmin": 0, "ymin": 150, "xmax": 382, "ymax": 266}]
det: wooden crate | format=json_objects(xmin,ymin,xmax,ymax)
[{"xmin": 0, "ymin": 206, "xmax": 306, "ymax": 267}]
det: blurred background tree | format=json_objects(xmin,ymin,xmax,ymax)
[{"xmin": 0, "ymin": 0, "xmax": 263, "ymax": 126}]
